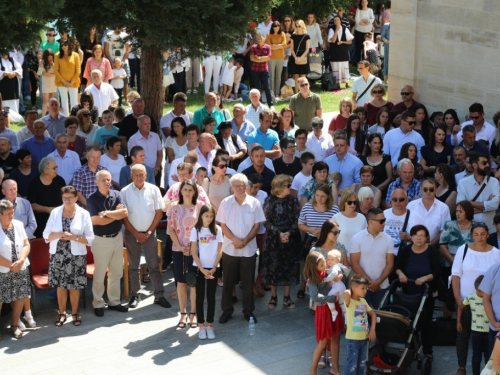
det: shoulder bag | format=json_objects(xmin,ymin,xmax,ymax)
[
  {"xmin": 294, "ymin": 36, "xmax": 308, "ymax": 65},
  {"xmin": 356, "ymin": 77, "xmax": 376, "ymax": 102}
]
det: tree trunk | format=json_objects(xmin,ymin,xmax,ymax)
[{"xmin": 140, "ymin": 46, "xmax": 163, "ymax": 134}]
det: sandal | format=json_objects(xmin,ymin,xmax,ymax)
[
  {"xmin": 142, "ymin": 274, "xmax": 150, "ymax": 283},
  {"xmin": 189, "ymin": 312, "xmax": 198, "ymax": 328},
  {"xmin": 297, "ymin": 289, "xmax": 305, "ymax": 299},
  {"xmin": 318, "ymin": 354, "xmax": 326, "ymax": 369},
  {"xmin": 178, "ymin": 312, "xmax": 187, "ymax": 328},
  {"xmin": 10, "ymin": 325, "xmax": 23, "ymax": 339},
  {"xmin": 170, "ymin": 290, "xmax": 178, "ymax": 300},
  {"xmin": 283, "ymin": 296, "xmax": 296, "ymax": 309},
  {"xmin": 55, "ymin": 313, "xmax": 67, "ymax": 327},
  {"xmin": 72, "ymin": 314, "xmax": 82, "ymax": 326},
  {"xmin": 268, "ymin": 296, "xmax": 278, "ymax": 309}
]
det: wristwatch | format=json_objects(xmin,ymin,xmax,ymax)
[
  {"xmin": 147, "ymin": 230, "xmax": 152, "ymax": 235},
  {"xmin": 103, "ymin": 211, "xmax": 107, "ymax": 217}
]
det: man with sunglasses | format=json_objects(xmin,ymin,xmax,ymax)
[
  {"xmin": 452, "ymin": 102, "xmax": 496, "ymax": 148},
  {"xmin": 383, "ymin": 110, "xmax": 425, "ymax": 166},
  {"xmin": 289, "ymin": 77, "xmax": 322, "ymax": 132},
  {"xmin": 407, "ymin": 179, "xmax": 451, "ymax": 246},
  {"xmin": 457, "ymin": 153, "xmax": 500, "ymax": 234},
  {"xmin": 383, "ymin": 188, "xmax": 423, "ymax": 256},
  {"xmin": 384, "ymin": 158, "xmax": 422, "ymax": 209},
  {"xmin": 40, "ymin": 28, "xmax": 60, "ymax": 54},
  {"xmin": 350, "ymin": 207, "xmax": 394, "ymax": 308},
  {"xmin": 392, "ymin": 85, "xmax": 424, "ymax": 113}
]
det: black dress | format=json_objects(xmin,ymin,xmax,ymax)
[
  {"xmin": 360, "ymin": 154, "xmax": 392, "ymax": 188},
  {"xmin": 81, "ymin": 36, "xmax": 99, "ymax": 86},
  {"xmin": 289, "ymin": 34, "xmax": 310, "ymax": 75},
  {"xmin": 329, "ymin": 26, "xmax": 350, "ymax": 62}
]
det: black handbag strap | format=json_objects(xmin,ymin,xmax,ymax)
[
  {"xmin": 396, "ymin": 209, "xmax": 410, "ymax": 250},
  {"xmin": 357, "ymin": 77, "xmax": 376, "ymax": 102},
  {"xmin": 471, "ymin": 178, "xmax": 489, "ymax": 202},
  {"xmin": 462, "ymin": 244, "xmax": 468, "ymax": 261}
]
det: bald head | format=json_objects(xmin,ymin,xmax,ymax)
[{"xmin": 2, "ymin": 179, "xmax": 17, "ymax": 201}]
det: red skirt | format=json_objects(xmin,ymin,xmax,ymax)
[{"xmin": 315, "ymin": 301, "xmax": 345, "ymax": 343}]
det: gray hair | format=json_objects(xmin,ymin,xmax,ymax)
[
  {"xmin": 55, "ymin": 133, "xmax": 68, "ymax": 142},
  {"xmin": 358, "ymin": 186, "xmax": 374, "ymax": 201},
  {"xmin": 0, "ymin": 199, "xmax": 13, "ymax": 214},
  {"xmin": 131, "ymin": 164, "xmax": 146, "ymax": 173},
  {"xmin": 39, "ymin": 157, "xmax": 55, "ymax": 174},
  {"xmin": 397, "ymin": 158, "xmax": 414, "ymax": 171},
  {"xmin": 311, "ymin": 117, "xmax": 324, "ymax": 128},
  {"xmin": 137, "ymin": 115, "xmax": 150, "ymax": 124},
  {"xmin": 230, "ymin": 173, "xmax": 248, "ymax": 187},
  {"xmin": 95, "ymin": 170, "xmax": 111, "ymax": 180},
  {"xmin": 0, "ymin": 137, "xmax": 10, "ymax": 145},
  {"xmin": 91, "ymin": 69, "xmax": 103, "ymax": 77},
  {"xmin": 249, "ymin": 89, "xmax": 260, "ymax": 97},
  {"xmin": 33, "ymin": 119, "xmax": 46, "ymax": 128}
]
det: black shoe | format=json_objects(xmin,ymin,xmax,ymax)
[
  {"xmin": 129, "ymin": 296, "xmax": 139, "ymax": 308},
  {"xmin": 244, "ymin": 313, "xmax": 257, "ymax": 323},
  {"xmin": 94, "ymin": 307, "xmax": 104, "ymax": 317},
  {"xmin": 108, "ymin": 304, "xmax": 129, "ymax": 312},
  {"xmin": 154, "ymin": 297, "xmax": 171, "ymax": 308},
  {"xmin": 219, "ymin": 313, "xmax": 232, "ymax": 324},
  {"xmin": 232, "ymin": 296, "xmax": 238, "ymax": 304}
]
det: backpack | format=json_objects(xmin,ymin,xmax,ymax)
[{"xmin": 321, "ymin": 72, "xmax": 336, "ymax": 91}]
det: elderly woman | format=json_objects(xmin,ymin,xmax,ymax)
[
  {"xmin": 27, "ymin": 157, "xmax": 67, "ymax": 238},
  {"xmin": 64, "ymin": 116, "xmax": 87, "ymax": 158},
  {"xmin": 202, "ymin": 156, "xmax": 231, "ymax": 212},
  {"xmin": 70, "ymin": 92, "xmax": 99, "ymax": 124},
  {"xmin": 393, "ymin": 142, "xmax": 425, "ymax": 181},
  {"xmin": 0, "ymin": 200, "xmax": 31, "ymax": 339},
  {"xmin": 83, "ymin": 44, "xmax": 113, "ymax": 85},
  {"xmin": 76, "ymin": 108, "xmax": 99, "ymax": 147},
  {"xmin": 54, "ymin": 39, "xmax": 81, "ymax": 115},
  {"xmin": 451, "ymin": 222, "xmax": 500, "ymax": 375},
  {"xmin": 349, "ymin": 165, "xmax": 382, "ymax": 208},
  {"xmin": 44, "ymin": 186, "xmax": 94, "ymax": 327},
  {"xmin": 357, "ymin": 186, "xmax": 375, "ymax": 215},
  {"xmin": 99, "ymin": 136, "xmax": 126, "ymax": 190},
  {"xmin": 297, "ymin": 183, "xmax": 341, "ymax": 299},
  {"xmin": 299, "ymin": 162, "xmax": 338, "ymax": 208},
  {"xmin": 168, "ymin": 179, "xmax": 204, "ymax": 329},
  {"xmin": 333, "ymin": 189, "xmax": 368, "ymax": 254},
  {"xmin": 262, "ymin": 175, "xmax": 301, "ymax": 310}
]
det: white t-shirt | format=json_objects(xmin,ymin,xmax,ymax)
[
  {"xmin": 111, "ymin": 68, "xmax": 126, "ymax": 89},
  {"xmin": 292, "ymin": 172, "xmax": 312, "ymax": 196},
  {"xmin": 190, "ymin": 226, "xmax": 223, "ymax": 268},
  {"xmin": 100, "ymin": 153, "xmax": 126, "ymax": 184},
  {"xmin": 105, "ymin": 31, "xmax": 128, "ymax": 63},
  {"xmin": 332, "ymin": 212, "xmax": 367, "ymax": 253},
  {"xmin": 383, "ymin": 208, "xmax": 424, "ymax": 256}
]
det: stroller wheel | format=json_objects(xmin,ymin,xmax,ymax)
[{"xmin": 421, "ymin": 356, "xmax": 432, "ymax": 375}]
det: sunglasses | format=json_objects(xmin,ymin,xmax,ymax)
[
  {"xmin": 372, "ymin": 90, "xmax": 383, "ymax": 94},
  {"xmin": 422, "ymin": 187, "xmax": 435, "ymax": 193},
  {"xmin": 82, "ymin": 100, "xmax": 90, "ymax": 103},
  {"xmin": 295, "ymin": 25, "xmax": 302, "ymax": 28},
  {"xmin": 82, "ymin": 113, "xmax": 90, "ymax": 117},
  {"xmin": 300, "ymin": 83, "xmax": 309, "ymax": 87},
  {"xmin": 400, "ymin": 92, "xmax": 412, "ymax": 96},
  {"xmin": 346, "ymin": 200, "xmax": 357, "ymax": 205},
  {"xmin": 217, "ymin": 164, "xmax": 228, "ymax": 169},
  {"xmin": 471, "ymin": 222, "xmax": 488, "ymax": 230},
  {"xmin": 272, "ymin": 121, "xmax": 280, "ymax": 125},
  {"xmin": 405, "ymin": 121, "xmax": 417, "ymax": 125},
  {"xmin": 371, "ymin": 218, "xmax": 387, "ymax": 224},
  {"xmin": 470, "ymin": 115, "xmax": 481, "ymax": 120},
  {"xmin": 391, "ymin": 197, "xmax": 405, "ymax": 202},
  {"xmin": 286, "ymin": 184, "xmax": 292, "ymax": 188},
  {"xmin": 46, "ymin": 33, "xmax": 55, "ymax": 37},
  {"xmin": 330, "ymin": 230, "xmax": 341, "ymax": 236},
  {"xmin": 479, "ymin": 161, "xmax": 489, "ymax": 166}
]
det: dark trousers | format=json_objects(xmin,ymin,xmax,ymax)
[
  {"xmin": 251, "ymin": 70, "xmax": 273, "ymax": 106},
  {"xmin": 115, "ymin": 88, "xmax": 123, "ymax": 106},
  {"xmin": 221, "ymin": 253, "xmax": 256, "ymax": 316},
  {"xmin": 457, "ymin": 306, "xmax": 472, "ymax": 367},
  {"xmin": 489, "ymin": 328, "xmax": 497, "ymax": 361},
  {"xmin": 354, "ymin": 30, "xmax": 370, "ymax": 63},
  {"xmin": 196, "ymin": 268, "xmax": 218, "ymax": 324},
  {"xmin": 154, "ymin": 169, "xmax": 162, "ymax": 187},
  {"xmin": 29, "ymin": 71, "xmax": 38, "ymax": 106},
  {"xmin": 418, "ymin": 295, "xmax": 435, "ymax": 356},
  {"xmin": 129, "ymin": 58, "xmax": 141, "ymax": 90},
  {"xmin": 471, "ymin": 331, "xmax": 489, "ymax": 375},
  {"xmin": 173, "ymin": 71, "xmax": 186, "ymax": 94}
]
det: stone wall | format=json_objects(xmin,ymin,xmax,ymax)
[{"xmin": 388, "ymin": 0, "xmax": 500, "ymax": 123}]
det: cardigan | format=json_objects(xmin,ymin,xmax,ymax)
[
  {"xmin": 395, "ymin": 243, "xmax": 440, "ymax": 292},
  {"xmin": 54, "ymin": 52, "xmax": 81, "ymax": 88},
  {"xmin": 43, "ymin": 205, "xmax": 94, "ymax": 255},
  {"xmin": 0, "ymin": 220, "xmax": 28, "ymax": 273}
]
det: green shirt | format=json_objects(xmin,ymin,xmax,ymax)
[
  {"xmin": 464, "ymin": 293, "xmax": 489, "ymax": 333},
  {"xmin": 345, "ymin": 297, "xmax": 372, "ymax": 340},
  {"xmin": 40, "ymin": 40, "xmax": 60, "ymax": 54},
  {"xmin": 289, "ymin": 92, "xmax": 322, "ymax": 132},
  {"xmin": 192, "ymin": 106, "xmax": 225, "ymax": 134}
]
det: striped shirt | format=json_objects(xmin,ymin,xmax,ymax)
[{"xmin": 298, "ymin": 202, "xmax": 339, "ymax": 230}]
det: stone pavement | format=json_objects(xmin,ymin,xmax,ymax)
[{"xmin": 0, "ymin": 266, "xmax": 470, "ymax": 375}]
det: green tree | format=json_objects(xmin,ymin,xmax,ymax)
[{"xmin": 275, "ymin": 0, "xmax": 355, "ymax": 21}]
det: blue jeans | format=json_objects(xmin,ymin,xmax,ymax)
[
  {"xmin": 365, "ymin": 287, "xmax": 388, "ymax": 309},
  {"xmin": 345, "ymin": 338, "xmax": 368, "ymax": 375}
]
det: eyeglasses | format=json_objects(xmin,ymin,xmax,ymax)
[
  {"xmin": 233, "ymin": 184, "xmax": 246, "ymax": 189},
  {"xmin": 391, "ymin": 197, "xmax": 405, "ymax": 202},
  {"xmin": 300, "ymin": 83, "xmax": 309, "ymax": 87},
  {"xmin": 217, "ymin": 164, "xmax": 228, "ymax": 169},
  {"xmin": 470, "ymin": 115, "xmax": 481, "ymax": 120},
  {"xmin": 479, "ymin": 161, "xmax": 490, "ymax": 166},
  {"xmin": 371, "ymin": 218, "xmax": 387, "ymax": 224},
  {"xmin": 82, "ymin": 113, "xmax": 90, "ymax": 117},
  {"xmin": 346, "ymin": 200, "xmax": 357, "ymax": 205},
  {"xmin": 422, "ymin": 187, "xmax": 435, "ymax": 193},
  {"xmin": 372, "ymin": 90, "xmax": 383, "ymax": 94},
  {"xmin": 405, "ymin": 121, "xmax": 417, "ymax": 125},
  {"xmin": 330, "ymin": 230, "xmax": 341, "ymax": 236},
  {"xmin": 46, "ymin": 33, "xmax": 55, "ymax": 37},
  {"xmin": 62, "ymin": 197, "xmax": 74, "ymax": 201},
  {"xmin": 400, "ymin": 92, "xmax": 413, "ymax": 96}
]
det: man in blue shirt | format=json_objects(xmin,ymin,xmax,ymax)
[
  {"xmin": 231, "ymin": 103, "xmax": 256, "ymax": 143},
  {"xmin": 324, "ymin": 136, "xmax": 363, "ymax": 193},
  {"xmin": 192, "ymin": 92, "xmax": 225, "ymax": 134},
  {"xmin": 247, "ymin": 109, "xmax": 281, "ymax": 159},
  {"xmin": 19, "ymin": 120, "xmax": 56, "ymax": 166}
]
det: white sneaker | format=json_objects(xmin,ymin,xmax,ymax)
[
  {"xmin": 198, "ymin": 327, "xmax": 207, "ymax": 340},
  {"xmin": 331, "ymin": 310, "xmax": 338, "ymax": 322},
  {"xmin": 186, "ymin": 89, "xmax": 192, "ymax": 94},
  {"xmin": 24, "ymin": 315, "xmax": 37, "ymax": 328},
  {"xmin": 270, "ymin": 105, "xmax": 276, "ymax": 111},
  {"xmin": 206, "ymin": 327, "xmax": 216, "ymax": 340},
  {"xmin": 18, "ymin": 320, "xmax": 26, "ymax": 331}
]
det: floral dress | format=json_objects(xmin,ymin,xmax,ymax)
[
  {"xmin": 0, "ymin": 228, "xmax": 30, "ymax": 303},
  {"xmin": 262, "ymin": 194, "xmax": 301, "ymax": 286},
  {"xmin": 48, "ymin": 218, "xmax": 87, "ymax": 289}
]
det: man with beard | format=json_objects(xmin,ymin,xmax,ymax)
[{"xmin": 457, "ymin": 153, "xmax": 499, "ymax": 233}]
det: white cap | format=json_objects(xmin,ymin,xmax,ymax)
[{"xmin": 285, "ymin": 78, "xmax": 295, "ymax": 87}]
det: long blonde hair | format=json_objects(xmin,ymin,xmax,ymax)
[{"xmin": 294, "ymin": 20, "xmax": 307, "ymax": 35}]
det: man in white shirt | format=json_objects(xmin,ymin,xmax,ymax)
[
  {"xmin": 407, "ymin": 179, "xmax": 451, "ymax": 246},
  {"xmin": 291, "ymin": 151, "xmax": 315, "ymax": 197},
  {"xmin": 350, "ymin": 208, "xmax": 394, "ymax": 308},
  {"xmin": 127, "ymin": 115, "xmax": 163, "ymax": 186},
  {"xmin": 383, "ymin": 188, "xmax": 423, "ymax": 256},
  {"xmin": 85, "ymin": 69, "xmax": 119, "ymax": 117},
  {"xmin": 452, "ymin": 102, "xmax": 497, "ymax": 147},
  {"xmin": 351, "ymin": 60, "xmax": 382, "ymax": 107},
  {"xmin": 257, "ymin": 14, "xmax": 273, "ymax": 39},
  {"xmin": 216, "ymin": 173, "xmax": 266, "ymax": 324},
  {"xmin": 195, "ymin": 133, "xmax": 217, "ymax": 171},
  {"xmin": 245, "ymin": 89, "xmax": 268, "ymax": 127},
  {"xmin": 237, "ymin": 143, "xmax": 275, "ymax": 173},
  {"xmin": 306, "ymin": 117, "xmax": 333, "ymax": 162},
  {"xmin": 47, "ymin": 134, "xmax": 81, "ymax": 184},
  {"xmin": 383, "ymin": 110, "xmax": 425, "ymax": 166},
  {"xmin": 457, "ymin": 153, "xmax": 500, "ymax": 233}
]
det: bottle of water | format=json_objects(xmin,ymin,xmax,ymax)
[{"xmin": 249, "ymin": 317, "xmax": 255, "ymax": 336}]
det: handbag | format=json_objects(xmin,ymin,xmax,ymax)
[
  {"xmin": 294, "ymin": 36, "xmax": 307, "ymax": 65},
  {"xmin": 481, "ymin": 358, "xmax": 499, "ymax": 375}
]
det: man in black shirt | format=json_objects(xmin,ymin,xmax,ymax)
[
  {"xmin": 87, "ymin": 170, "xmax": 129, "ymax": 317},
  {"xmin": 0, "ymin": 137, "xmax": 19, "ymax": 177},
  {"xmin": 273, "ymin": 137, "xmax": 301, "ymax": 177},
  {"xmin": 117, "ymin": 98, "xmax": 158, "ymax": 152},
  {"xmin": 242, "ymin": 145, "xmax": 275, "ymax": 194}
]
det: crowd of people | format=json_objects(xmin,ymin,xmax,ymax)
[{"xmin": 2, "ymin": 3, "xmax": 500, "ymax": 375}]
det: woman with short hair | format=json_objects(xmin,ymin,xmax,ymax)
[
  {"xmin": 70, "ymin": 92, "xmax": 99, "ymax": 124},
  {"xmin": 83, "ymin": 44, "xmax": 113, "ymax": 85}
]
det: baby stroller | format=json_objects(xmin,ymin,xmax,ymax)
[
  {"xmin": 367, "ymin": 279, "xmax": 431, "ymax": 375},
  {"xmin": 306, "ymin": 49, "xmax": 324, "ymax": 84}
]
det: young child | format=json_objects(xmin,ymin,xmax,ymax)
[
  {"xmin": 232, "ymin": 58, "xmax": 245, "ymax": 101},
  {"xmin": 363, "ymin": 33, "xmax": 381, "ymax": 74},
  {"xmin": 220, "ymin": 57, "xmax": 236, "ymax": 102},
  {"xmin": 93, "ymin": 109, "xmax": 119, "ymax": 147},
  {"xmin": 190, "ymin": 204, "xmax": 223, "ymax": 340},
  {"xmin": 291, "ymin": 151, "xmax": 315, "ymax": 197},
  {"xmin": 344, "ymin": 274, "xmax": 377, "ymax": 375},
  {"xmin": 113, "ymin": 106, "xmax": 126, "ymax": 124},
  {"xmin": 457, "ymin": 275, "xmax": 489, "ymax": 375},
  {"xmin": 110, "ymin": 57, "xmax": 127, "ymax": 106},
  {"xmin": 195, "ymin": 167, "xmax": 208, "ymax": 186},
  {"xmin": 329, "ymin": 171, "xmax": 342, "ymax": 189},
  {"xmin": 280, "ymin": 78, "xmax": 295, "ymax": 101},
  {"xmin": 325, "ymin": 250, "xmax": 346, "ymax": 321}
]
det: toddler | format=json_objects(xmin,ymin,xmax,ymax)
[
  {"xmin": 280, "ymin": 78, "xmax": 295, "ymax": 101},
  {"xmin": 195, "ymin": 167, "xmax": 208, "ymax": 186},
  {"xmin": 111, "ymin": 58, "xmax": 127, "ymax": 106},
  {"xmin": 363, "ymin": 33, "xmax": 381, "ymax": 74},
  {"xmin": 325, "ymin": 250, "xmax": 346, "ymax": 321},
  {"xmin": 329, "ymin": 171, "xmax": 342, "ymax": 188},
  {"xmin": 220, "ymin": 58, "xmax": 236, "ymax": 102},
  {"xmin": 231, "ymin": 58, "xmax": 244, "ymax": 101}
]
